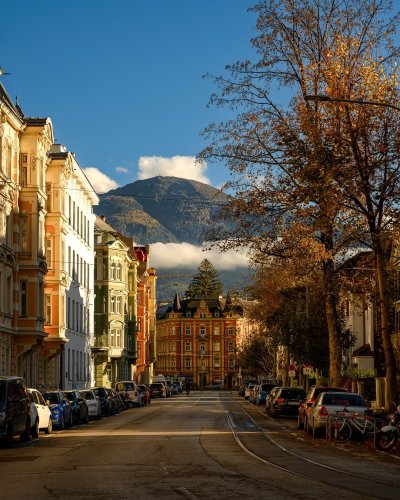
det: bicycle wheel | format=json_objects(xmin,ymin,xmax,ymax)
[
  {"xmin": 331, "ymin": 418, "xmax": 352, "ymax": 443},
  {"xmin": 375, "ymin": 429, "xmax": 398, "ymax": 451}
]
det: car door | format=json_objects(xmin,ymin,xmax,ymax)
[
  {"xmin": 8, "ymin": 380, "xmax": 25, "ymax": 433},
  {"xmin": 34, "ymin": 390, "xmax": 49, "ymax": 428}
]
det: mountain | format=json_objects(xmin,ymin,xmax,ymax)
[
  {"xmin": 96, "ymin": 176, "xmax": 228, "ymax": 245},
  {"xmin": 95, "ymin": 176, "xmax": 252, "ymax": 300}
]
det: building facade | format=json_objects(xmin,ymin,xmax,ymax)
[
  {"xmin": 156, "ymin": 295, "xmax": 252, "ymax": 389},
  {"xmin": 45, "ymin": 144, "xmax": 98, "ymax": 390}
]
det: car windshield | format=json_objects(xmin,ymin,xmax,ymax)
[
  {"xmin": 65, "ymin": 393, "xmax": 75, "ymax": 401},
  {"xmin": 43, "ymin": 393, "xmax": 60, "ymax": 405},
  {"xmin": 322, "ymin": 394, "xmax": 366, "ymax": 406},
  {"xmin": 280, "ymin": 389, "xmax": 305, "ymax": 399}
]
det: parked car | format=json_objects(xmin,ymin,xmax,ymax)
[
  {"xmin": 308, "ymin": 391, "xmax": 368, "ymax": 437},
  {"xmin": 248, "ymin": 385, "xmax": 259, "ymax": 404},
  {"xmin": 244, "ymin": 384, "xmax": 255, "ymax": 400},
  {"xmin": 80, "ymin": 389, "xmax": 101, "ymax": 419},
  {"xmin": 106, "ymin": 388, "xmax": 121, "ymax": 413},
  {"xmin": 0, "ymin": 376, "xmax": 31, "ymax": 445},
  {"xmin": 265, "ymin": 386, "xmax": 281, "ymax": 413},
  {"xmin": 138, "ymin": 385, "xmax": 151, "ymax": 404},
  {"xmin": 42, "ymin": 390, "xmax": 73, "ymax": 430},
  {"xmin": 173, "ymin": 381, "xmax": 182, "ymax": 394},
  {"xmin": 149, "ymin": 382, "xmax": 167, "ymax": 398},
  {"xmin": 114, "ymin": 381, "xmax": 142, "ymax": 407},
  {"xmin": 27, "ymin": 388, "xmax": 52, "ymax": 436},
  {"xmin": 267, "ymin": 387, "xmax": 306, "ymax": 418},
  {"xmin": 93, "ymin": 387, "xmax": 113, "ymax": 416},
  {"xmin": 256, "ymin": 383, "xmax": 277, "ymax": 406},
  {"xmin": 165, "ymin": 380, "xmax": 175, "ymax": 396},
  {"xmin": 297, "ymin": 385, "xmax": 348, "ymax": 430},
  {"xmin": 64, "ymin": 390, "xmax": 89, "ymax": 425}
]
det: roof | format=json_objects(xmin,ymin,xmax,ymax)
[{"xmin": 352, "ymin": 344, "xmax": 374, "ymax": 357}]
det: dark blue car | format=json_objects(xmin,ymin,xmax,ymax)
[{"xmin": 42, "ymin": 390, "xmax": 73, "ymax": 430}]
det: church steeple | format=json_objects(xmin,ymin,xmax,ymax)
[{"xmin": 173, "ymin": 293, "xmax": 181, "ymax": 312}]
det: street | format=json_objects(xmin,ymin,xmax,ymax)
[{"xmin": 0, "ymin": 391, "xmax": 399, "ymax": 499}]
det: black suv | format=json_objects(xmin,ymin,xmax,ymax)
[{"xmin": 0, "ymin": 376, "xmax": 31, "ymax": 445}]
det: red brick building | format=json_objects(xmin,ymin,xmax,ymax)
[{"xmin": 156, "ymin": 294, "xmax": 255, "ymax": 389}]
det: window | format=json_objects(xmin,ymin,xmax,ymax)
[
  {"xmin": 6, "ymin": 276, "xmax": 13, "ymax": 314},
  {"xmin": 116, "ymin": 263, "xmax": 121, "ymax": 280},
  {"xmin": 186, "ymin": 312, "xmax": 191, "ymax": 318},
  {"xmin": 200, "ymin": 343, "xmax": 205, "ymax": 352},
  {"xmin": 213, "ymin": 326, "xmax": 220, "ymax": 336},
  {"xmin": 20, "ymin": 216, "xmax": 29, "ymax": 252},
  {"xmin": 111, "ymin": 263, "xmax": 116, "ymax": 280},
  {"xmin": 229, "ymin": 357, "xmax": 234, "ymax": 368},
  {"xmin": 228, "ymin": 326, "xmax": 234, "ymax": 336},
  {"xmin": 171, "ymin": 325, "xmax": 176, "ymax": 335},
  {"xmin": 45, "ymin": 294, "xmax": 51, "ymax": 325},
  {"xmin": 110, "ymin": 328, "xmax": 122, "ymax": 347},
  {"xmin": 185, "ymin": 326, "xmax": 191, "ymax": 336},
  {"xmin": 46, "ymin": 183, "xmax": 52, "ymax": 212},
  {"xmin": 199, "ymin": 325, "xmax": 205, "ymax": 337},
  {"xmin": 20, "ymin": 153, "xmax": 28, "ymax": 187},
  {"xmin": 171, "ymin": 342, "xmax": 176, "ymax": 352},
  {"xmin": 185, "ymin": 342, "xmax": 191, "ymax": 352},
  {"xmin": 20, "ymin": 280, "xmax": 27, "ymax": 317},
  {"xmin": 185, "ymin": 358, "xmax": 191, "ymax": 368},
  {"xmin": 214, "ymin": 311, "xmax": 220, "ymax": 317},
  {"xmin": 45, "ymin": 238, "xmax": 52, "ymax": 268},
  {"xmin": 228, "ymin": 341, "xmax": 235, "ymax": 352},
  {"xmin": 111, "ymin": 296, "xmax": 116, "ymax": 313},
  {"xmin": 171, "ymin": 359, "xmax": 176, "ymax": 368},
  {"xmin": 200, "ymin": 311, "xmax": 206, "ymax": 318},
  {"xmin": 116, "ymin": 296, "xmax": 122, "ymax": 314},
  {"xmin": 214, "ymin": 357, "xmax": 220, "ymax": 368},
  {"xmin": 214, "ymin": 341, "xmax": 220, "ymax": 352}
]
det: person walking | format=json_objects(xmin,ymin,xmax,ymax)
[{"xmin": 185, "ymin": 380, "xmax": 191, "ymax": 396}]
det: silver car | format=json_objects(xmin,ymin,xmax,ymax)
[{"xmin": 308, "ymin": 391, "xmax": 368, "ymax": 437}]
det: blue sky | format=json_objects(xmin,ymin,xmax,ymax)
[{"xmin": 1, "ymin": 0, "xmax": 257, "ymax": 193}]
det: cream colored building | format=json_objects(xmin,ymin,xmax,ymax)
[{"xmin": 45, "ymin": 144, "xmax": 98, "ymax": 389}]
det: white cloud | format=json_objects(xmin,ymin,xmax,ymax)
[
  {"xmin": 83, "ymin": 167, "xmax": 119, "ymax": 194},
  {"xmin": 116, "ymin": 166, "xmax": 129, "ymax": 174},
  {"xmin": 138, "ymin": 156, "xmax": 210, "ymax": 184},
  {"xmin": 150, "ymin": 242, "xmax": 250, "ymax": 270}
]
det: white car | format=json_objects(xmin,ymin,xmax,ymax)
[
  {"xmin": 27, "ymin": 388, "xmax": 52, "ymax": 436},
  {"xmin": 244, "ymin": 384, "xmax": 255, "ymax": 400},
  {"xmin": 81, "ymin": 389, "xmax": 101, "ymax": 419}
]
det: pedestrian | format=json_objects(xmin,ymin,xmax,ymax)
[{"xmin": 185, "ymin": 380, "xmax": 191, "ymax": 396}]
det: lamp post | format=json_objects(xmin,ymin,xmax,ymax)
[{"xmin": 304, "ymin": 94, "xmax": 400, "ymax": 112}]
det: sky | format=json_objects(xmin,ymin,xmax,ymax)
[
  {"xmin": 1, "ymin": 0, "xmax": 257, "ymax": 271},
  {"xmin": 1, "ymin": 0, "xmax": 257, "ymax": 193}
]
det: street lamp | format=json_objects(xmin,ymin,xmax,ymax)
[{"xmin": 304, "ymin": 94, "xmax": 400, "ymax": 112}]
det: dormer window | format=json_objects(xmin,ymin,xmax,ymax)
[
  {"xmin": 214, "ymin": 311, "xmax": 220, "ymax": 317},
  {"xmin": 200, "ymin": 312, "xmax": 206, "ymax": 318},
  {"xmin": 186, "ymin": 312, "xmax": 191, "ymax": 318}
]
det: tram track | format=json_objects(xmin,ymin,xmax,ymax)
[{"xmin": 226, "ymin": 406, "xmax": 400, "ymax": 499}]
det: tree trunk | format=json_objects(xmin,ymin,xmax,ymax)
[
  {"xmin": 323, "ymin": 259, "xmax": 342, "ymax": 386},
  {"xmin": 374, "ymin": 238, "xmax": 397, "ymax": 409}
]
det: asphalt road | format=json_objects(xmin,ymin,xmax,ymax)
[{"xmin": 0, "ymin": 391, "xmax": 399, "ymax": 499}]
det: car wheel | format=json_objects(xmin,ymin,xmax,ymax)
[
  {"xmin": 20, "ymin": 418, "xmax": 31, "ymax": 442},
  {"xmin": 45, "ymin": 417, "xmax": 52, "ymax": 434},
  {"xmin": 31, "ymin": 418, "xmax": 39, "ymax": 439}
]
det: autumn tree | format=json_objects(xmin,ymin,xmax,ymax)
[
  {"xmin": 199, "ymin": 0, "xmax": 400, "ymax": 406},
  {"xmin": 185, "ymin": 259, "xmax": 224, "ymax": 298}
]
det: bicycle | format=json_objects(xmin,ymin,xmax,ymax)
[{"xmin": 327, "ymin": 410, "xmax": 383, "ymax": 444}]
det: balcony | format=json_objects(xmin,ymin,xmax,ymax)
[{"xmin": 91, "ymin": 335, "xmax": 109, "ymax": 352}]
